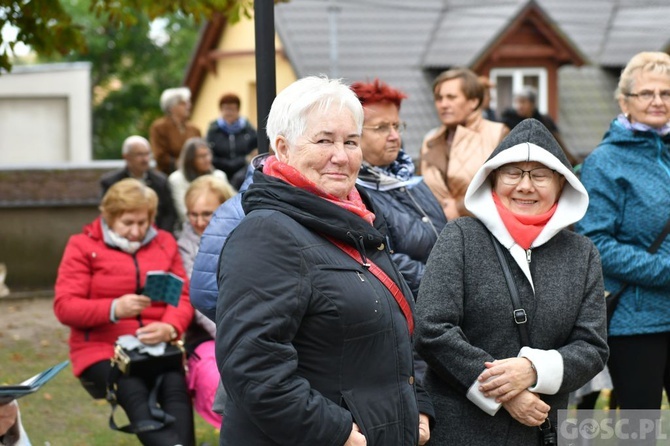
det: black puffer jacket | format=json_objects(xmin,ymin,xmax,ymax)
[
  {"xmin": 206, "ymin": 119, "xmax": 257, "ymax": 178},
  {"xmin": 216, "ymin": 171, "xmax": 434, "ymax": 446},
  {"xmin": 357, "ymin": 171, "xmax": 446, "ymax": 299}
]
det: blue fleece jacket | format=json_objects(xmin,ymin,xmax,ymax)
[
  {"xmin": 575, "ymin": 118, "xmax": 670, "ymax": 336},
  {"xmin": 190, "ymin": 164, "xmax": 254, "ymax": 321}
]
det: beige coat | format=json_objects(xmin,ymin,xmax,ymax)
[{"xmin": 420, "ymin": 112, "xmax": 508, "ymax": 219}]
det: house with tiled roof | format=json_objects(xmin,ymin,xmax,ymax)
[{"xmin": 185, "ymin": 0, "xmax": 670, "ymax": 160}]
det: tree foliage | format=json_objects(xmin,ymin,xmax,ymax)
[
  {"xmin": 36, "ymin": 1, "xmax": 202, "ymax": 158},
  {"xmin": 1, "ymin": 0, "xmax": 287, "ymax": 159},
  {"xmin": 0, "ymin": 0, "xmax": 259, "ymax": 72}
]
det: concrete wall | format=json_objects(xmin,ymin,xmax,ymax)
[
  {"xmin": 0, "ymin": 205, "xmax": 99, "ymax": 291},
  {"xmin": 0, "ymin": 62, "xmax": 92, "ymax": 165},
  {"xmin": 0, "ymin": 161, "xmax": 123, "ymax": 292}
]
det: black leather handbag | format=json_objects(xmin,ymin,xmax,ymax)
[
  {"xmin": 105, "ymin": 341, "xmax": 185, "ymax": 433},
  {"xmin": 111, "ymin": 341, "xmax": 185, "ymax": 377}
]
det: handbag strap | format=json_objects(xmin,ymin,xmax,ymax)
[
  {"xmin": 326, "ymin": 236, "xmax": 414, "ymax": 335},
  {"xmin": 106, "ymin": 367, "xmax": 175, "ymax": 433},
  {"xmin": 489, "ymin": 232, "xmax": 530, "ymax": 347},
  {"xmin": 607, "ymin": 215, "xmax": 670, "ymax": 324},
  {"xmin": 489, "ymin": 232, "xmax": 558, "ymax": 440}
]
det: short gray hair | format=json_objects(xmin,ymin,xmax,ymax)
[
  {"xmin": 160, "ymin": 87, "xmax": 191, "ymax": 114},
  {"xmin": 121, "ymin": 135, "xmax": 150, "ymax": 155},
  {"xmin": 266, "ymin": 76, "xmax": 363, "ymax": 152},
  {"xmin": 616, "ymin": 51, "xmax": 670, "ymax": 101},
  {"xmin": 514, "ymin": 86, "xmax": 537, "ymax": 104}
]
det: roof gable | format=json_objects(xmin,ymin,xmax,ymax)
[{"xmin": 423, "ymin": 0, "xmax": 584, "ymax": 70}]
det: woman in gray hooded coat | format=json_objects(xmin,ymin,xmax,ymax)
[{"xmin": 415, "ymin": 118, "xmax": 608, "ymax": 445}]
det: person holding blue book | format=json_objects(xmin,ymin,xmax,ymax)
[{"xmin": 54, "ymin": 178, "xmax": 195, "ymax": 446}]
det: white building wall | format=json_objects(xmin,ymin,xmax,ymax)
[{"xmin": 0, "ymin": 63, "xmax": 92, "ymax": 165}]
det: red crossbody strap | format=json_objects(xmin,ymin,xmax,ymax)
[{"xmin": 327, "ymin": 236, "xmax": 414, "ymax": 335}]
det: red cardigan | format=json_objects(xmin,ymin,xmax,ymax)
[{"xmin": 54, "ymin": 218, "xmax": 194, "ymax": 376}]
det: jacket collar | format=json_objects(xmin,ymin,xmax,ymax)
[{"xmin": 243, "ymin": 170, "xmax": 387, "ymax": 248}]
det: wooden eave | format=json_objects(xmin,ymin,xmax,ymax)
[
  {"xmin": 471, "ymin": 1, "xmax": 586, "ymax": 72},
  {"xmin": 183, "ymin": 13, "xmax": 227, "ymax": 101}
]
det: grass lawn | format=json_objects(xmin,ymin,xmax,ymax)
[{"xmin": 0, "ymin": 298, "xmax": 219, "ymax": 445}]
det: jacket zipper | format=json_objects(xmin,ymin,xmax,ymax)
[
  {"xmin": 403, "ymin": 186, "xmax": 439, "ymax": 238},
  {"xmin": 132, "ymin": 254, "xmax": 144, "ymax": 327},
  {"xmin": 526, "ymin": 248, "xmax": 532, "ymax": 264}
]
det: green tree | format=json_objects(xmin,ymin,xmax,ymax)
[
  {"xmin": 1, "ymin": 0, "xmax": 286, "ymax": 158},
  {"xmin": 0, "ymin": 0, "xmax": 258, "ymax": 72},
  {"xmin": 38, "ymin": 1, "xmax": 202, "ymax": 158}
]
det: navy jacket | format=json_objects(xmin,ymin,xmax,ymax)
[
  {"xmin": 356, "ymin": 173, "xmax": 446, "ymax": 299},
  {"xmin": 216, "ymin": 171, "xmax": 433, "ymax": 445}
]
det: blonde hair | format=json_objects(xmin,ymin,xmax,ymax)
[
  {"xmin": 184, "ymin": 174, "xmax": 235, "ymax": 211},
  {"xmin": 616, "ymin": 51, "xmax": 670, "ymax": 101},
  {"xmin": 100, "ymin": 178, "xmax": 158, "ymax": 226}
]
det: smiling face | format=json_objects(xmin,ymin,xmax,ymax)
[
  {"xmin": 361, "ymin": 101, "xmax": 402, "ymax": 167},
  {"xmin": 434, "ymin": 78, "xmax": 479, "ymax": 128},
  {"xmin": 275, "ymin": 104, "xmax": 362, "ymax": 199},
  {"xmin": 110, "ymin": 209, "xmax": 151, "ymax": 242},
  {"xmin": 619, "ymin": 71, "xmax": 670, "ymax": 129},
  {"xmin": 493, "ymin": 161, "xmax": 565, "ymax": 216}
]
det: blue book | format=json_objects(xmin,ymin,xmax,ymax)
[
  {"xmin": 0, "ymin": 360, "xmax": 70, "ymax": 404},
  {"xmin": 143, "ymin": 271, "xmax": 184, "ymax": 307}
]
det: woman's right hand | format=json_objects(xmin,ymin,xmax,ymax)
[
  {"xmin": 344, "ymin": 422, "xmax": 366, "ymax": 446},
  {"xmin": 502, "ymin": 390, "xmax": 550, "ymax": 427},
  {"xmin": 113, "ymin": 294, "xmax": 151, "ymax": 319}
]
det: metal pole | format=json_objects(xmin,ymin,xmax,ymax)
[{"xmin": 254, "ymin": 1, "xmax": 276, "ymax": 154}]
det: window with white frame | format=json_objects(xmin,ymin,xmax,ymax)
[{"xmin": 489, "ymin": 67, "xmax": 548, "ymax": 118}]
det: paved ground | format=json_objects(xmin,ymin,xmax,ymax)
[{"xmin": 0, "ymin": 297, "xmax": 65, "ymax": 343}]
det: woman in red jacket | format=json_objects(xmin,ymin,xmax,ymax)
[{"xmin": 54, "ymin": 178, "xmax": 195, "ymax": 446}]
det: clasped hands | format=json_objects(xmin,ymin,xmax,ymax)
[{"xmin": 478, "ymin": 357, "xmax": 550, "ymax": 427}]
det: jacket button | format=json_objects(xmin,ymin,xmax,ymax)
[
  {"xmin": 377, "ymin": 243, "xmax": 385, "ymax": 251},
  {"xmin": 409, "ymin": 376, "xmax": 415, "ymax": 385}
]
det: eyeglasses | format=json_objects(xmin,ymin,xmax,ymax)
[
  {"xmin": 187, "ymin": 211, "xmax": 214, "ymax": 222},
  {"xmin": 362, "ymin": 121, "xmax": 406, "ymax": 136},
  {"xmin": 625, "ymin": 90, "xmax": 670, "ymax": 103},
  {"xmin": 497, "ymin": 166, "xmax": 556, "ymax": 187}
]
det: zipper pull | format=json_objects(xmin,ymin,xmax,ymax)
[
  {"xmin": 356, "ymin": 272, "xmax": 366, "ymax": 282},
  {"xmin": 526, "ymin": 249, "xmax": 532, "ymax": 263}
]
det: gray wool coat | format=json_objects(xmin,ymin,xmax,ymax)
[{"xmin": 415, "ymin": 119, "xmax": 609, "ymax": 445}]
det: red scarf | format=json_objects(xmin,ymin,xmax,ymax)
[
  {"xmin": 492, "ymin": 191, "xmax": 558, "ymax": 250},
  {"xmin": 264, "ymin": 156, "xmax": 375, "ymax": 225}
]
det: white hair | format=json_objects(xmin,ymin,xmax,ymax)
[
  {"xmin": 266, "ymin": 76, "xmax": 363, "ymax": 152},
  {"xmin": 121, "ymin": 135, "xmax": 151, "ymax": 155},
  {"xmin": 160, "ymin": 87, "xmax": 191, "ymax": 114}
]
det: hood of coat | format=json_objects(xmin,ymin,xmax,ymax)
[
  {"xmin": 465, "ymin": 118, "xmax": 588, "ymax": 250},
  {"xmin": 242, "ymin": 170, "xmax": 387, "ymax": 248},
  {"xmin": 601, "ymin": 117, "xmax": 670, "ymax": 151}
]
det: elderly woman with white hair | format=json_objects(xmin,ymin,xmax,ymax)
[
  {"xmin": 149, "ymin": 87, "xmax": 201, "ymax": 175},
  {"xmin": 215, "ymin": 76, "xmax": 434, "ymax": 446}
]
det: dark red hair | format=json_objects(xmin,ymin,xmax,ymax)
[
  {"xmin": 219, "ymin": 93, "xmax": 241, "ymax": 108},
  {"xmin": 350, "ymin": 79, "xmax": 407, "ymax": 109}
]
